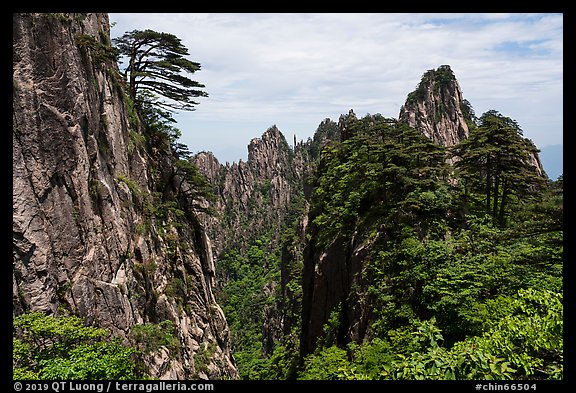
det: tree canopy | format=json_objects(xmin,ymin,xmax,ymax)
[
  {"xmin": 450, "ymin": 110, "xmax": 546, "ymax": 225},
  {"xmin": 13, "ymin": 312, "xmax": 137, "ymax": 380},
  {"xmin": 290, "ymin": 112, "xmax": 562, "ymax": 380},
  {"xmin": 113, "ymin": 29, "xmax": 208, "ymax": 112}
]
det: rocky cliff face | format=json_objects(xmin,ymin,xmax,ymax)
[
  {"xmin": 193, "ymin": 125, "xmax": 302, "ymax": 257},
  {"xmin": 194, "ymin": 125, "xmax": 313, "ymax": 360},
  {"xmin": 12, "ymin": 13, "xmax": 237, "ymax": 379},
  {"xmin": 300, "ymin": 230, "xmax": 372, "ymax": 356},
  {"xmin": 399, "ymin": 65, "xmax": 470, "ymax": 148}
]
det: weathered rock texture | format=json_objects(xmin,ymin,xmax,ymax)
[
  {"xmin": 13, "ymin": 12, "xmax": 237, "ymax": 379},
  {"xmin": 193, "ymin": 125, "xmax": 302, "ymax": 257},
  {"xmin": 194, "ymin": 125, "xmax": 317, "ymax": 357},
  {"xmin": 299, "ymin": 115, "xmax": 382, "ymax": 356},
  {"xmin": 399, "ymin": 65, "xmax": 470, "ymax": 148}
]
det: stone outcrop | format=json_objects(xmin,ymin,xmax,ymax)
[
  {"xmin": 193, "ymin": 125, "xmax": 301, "ymax": 257},
  {"xmin": 194, "ymin": 125, "xmax": 314, "ymax": 358},
  {"xmin": 12, "ymin": 12, "xmax": 237, "ymax": 379},
  {"xmin": 525, "ymin": 138, "xmax": 545, "ymax": 177},
  {"xmin": 399, "ymin": 65, "xmax": 470, "ymax": 148}
]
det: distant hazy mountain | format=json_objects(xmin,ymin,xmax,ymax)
[{"xmin": 539, "ymin": 144, "xmax": 563, "ymax": 181}]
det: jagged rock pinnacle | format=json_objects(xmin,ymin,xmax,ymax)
[{"xmin": 399, "ymin": 65, "xmax": 470, "ymax": 147}]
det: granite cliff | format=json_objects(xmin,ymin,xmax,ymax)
[
  {"xmin": 13, "ymin": 14, "xmax": 550, "ymax": 379},
  {"xmin": 193, "ymin": 125, "xmax": 305, "ymax": 257},
  {"xmin": 12, "ymin": 13, "xmax": 237, "ymax": 379},
  {"xmin": 398, "ymin": 65, "xmax": 543, "ymax": 174},
  {"xmin": 399, "ymin": 65, "xmax": 470, "ymax": 148}
]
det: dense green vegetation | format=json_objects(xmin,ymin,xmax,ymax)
[
  {"xmin": 451, "ymin": 110, "xmax": 546, "ymax": 226},
  {"xmin": 300, "ymin": 287, "xmax": 562, "ymax": 380},
  {"xmin": 13, "ymin": 312, "xmax": 137, "ymax": 379},
  {"xmin": 296, "ymin": 113, "xmax": 562, "ymax": 380},
  {"xmin": 215, "ymin": 236, "xmax": 280, "ymax": 379},
  {"xmin": 13, "ymin": 312, "xmax": 187, "ymax": 380},
  {"xmin": 214, "ymin": 111, "xmax": 562, "ymax": 380}
]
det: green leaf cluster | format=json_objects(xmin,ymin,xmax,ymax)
[
  {"xmin": 451, "ymin": 110, "xmax": 547, "ymax": 225},
  {"xmin": 130, "ymin": 320, "xmax": 180, "ymax": 357},
  {"xmin": 301, "ymin": 288, "xmax": 562, "ymax": 380},
  {"xmin": 75, "ymin": 33, "xmax": 118, "ymax": 65},
  {"xmin": 13, "ymin": 312, "xmax": 137, "ymax": 380},
  {"xmin": 309, "ymin": 114, "xmax": 449, "ymax": 248}
]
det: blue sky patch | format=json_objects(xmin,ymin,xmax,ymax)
[{"xmin": 494, "ymin": 39, "xmax": 551, "ymax": 57}]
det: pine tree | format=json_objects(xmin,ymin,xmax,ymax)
[
  {"xmin": 451, "ymin": 110, "xmax": 545, "ymax": 226},
  {"xmin": 113, "ymin": 29, "xmax": 208, "ymax": 112}
]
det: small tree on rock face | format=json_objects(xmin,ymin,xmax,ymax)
[{"xmin": 113, "ymin": 29, "xmax": 208, "ymax": 113}]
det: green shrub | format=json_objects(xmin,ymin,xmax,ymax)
[{"xmin": 13, "ymin": 312, "xmax": 137, "ymax": 380}]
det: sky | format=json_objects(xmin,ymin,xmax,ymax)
[{"xmin": 109, "ymin": 13, "xmax": 563, "ymax": 171}]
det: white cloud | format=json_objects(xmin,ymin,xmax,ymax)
[{"xmin": 109, "ymin": 13, "xmax": 563, "ymax": 163}]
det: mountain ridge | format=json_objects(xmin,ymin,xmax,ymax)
[{"xmin": 192, "ymin": 63, "xmax": 555, "ymax": 374}]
